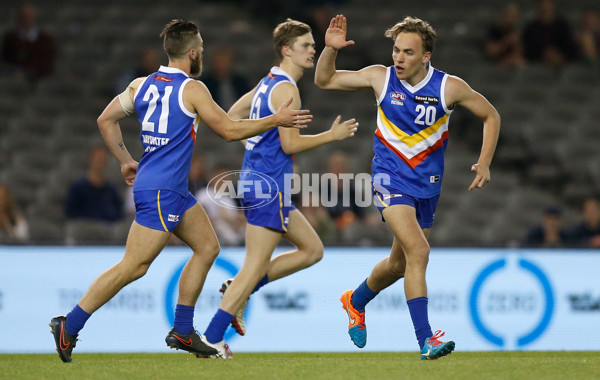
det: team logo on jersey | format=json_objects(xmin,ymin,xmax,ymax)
[
  {"xmin": 168, "ymin": 214, "xmax": 180, "ymax": 222},
  {"xmin": 153, "ymin": 75, "xmax": 174, "ymax": 82},
  {"xmin": 430, "ymin": 175, "xmax": 440, "ymax": 183},
  {"xmin": 390, "ymin": 92, "xmax": 406, "ymax": 106},
  {"xmin": 414, "ymin": 95, "xmax": 439, "ymax": 105}
]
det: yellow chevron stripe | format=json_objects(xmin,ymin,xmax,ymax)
[{"xmin": 378, "ymin": 106, "xmax": 449, "ymax": 148}]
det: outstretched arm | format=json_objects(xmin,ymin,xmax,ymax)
[
  {"xmin": 446, "ymin": 76, "xmax": 501, "ymax": 191},
  {"xmin": 186, "ymin": 80, "xmax": 311, "ymax": 142},
  {"xmin": 314, "ymin": 14, "xmax": 386, "ymax": 93}
]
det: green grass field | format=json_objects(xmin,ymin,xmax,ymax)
[{"xmin": 1, "ymin": 352, "xmax": 599, "ymax": 380}]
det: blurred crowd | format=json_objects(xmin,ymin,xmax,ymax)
[
  {"xmin": 1, "ymin": 1, "xmax": 600, "ymax": 248},
  {"xmin": 484, "ymin": 0, "xmax": 599, "ymax": 69}
]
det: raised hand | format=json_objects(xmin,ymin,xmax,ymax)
[
  {"xmin": 330, "ymin": 115, "xmax": 359, "ymax": 140},
  {"xmin": 275, "ymin": 97, "xmax": 313, "ymax": 129},
  {"xmin": 325, "ymin": 14, "xmax": 355, "ymax": 50}
]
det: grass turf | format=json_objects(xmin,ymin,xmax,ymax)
[{"xmin": 1, "ymin": 352, "xmax": 599, "ymax": 380}]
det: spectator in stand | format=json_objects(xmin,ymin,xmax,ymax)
[
  {"xmin": 522, "ymin": 0, "xmax": 579, "ymax": 67},
  {"xmin": 322, "ymin": 150, "xmax": 365, "ymax": 231},
  {"xmin": 523, "ymin": 206, "xmax": 567, "ymax": 248},
  {"xmin": 64, "ymin": 145, "xmax": 123, "ymax": 222},
  {"xmin": 484, "ymin": 3, "xmax": 525, "ymax": 69},
  {"xmin": 297, "ymin": 203, "xmax": 337, "ymax": 245},
  {"xmin": 576, "ymin": 8, "xmax": 600, "ymax": 67},
  {"xmin": 566, "ymin": 197, "xmax": 600, "ymax": 248},
  {"xmin": 1, "ymin": 3, "xmax": 56, "ymax": 83},
  {"xmin": 196, "ymin": 164, "xmax": 246, "ymax": 246},
  {"xmin": 0, "ymin": 184, "xmax": 29, "ymax": 243},
  {"xmin": 199, "ymin": 46, "xmax": 251, "ymax": 110},
  {"xmin": 115, "ymin": 47, "xmax": 163, "ymax": 95},
  {"xmin": 188, "ymin": 153, "xmax": 209, "ymax": 194}
]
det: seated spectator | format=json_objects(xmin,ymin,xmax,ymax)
[
  {"xmin": 484, "ymin": 3, "xmax": 525, "ymax": 69},
  {"xmin": 522, "ymin": 0, "xmax": 579, "ymax": 67},
  {"xmin": 199, "ymin": 46, "xmax": 250, "ymax": 110},
  {"xmin": 1, "ymin": 3, "xmax": 56, "ymax": 83},
  {"xmin": 0, "ymin": 184, "xmax": 29, "ymax": 243},
  {"xmin": 322, "ymin": 151, "xmax": 365, "ymax": 231},
  {"xmin": 115, "ymin": 47, "xmax": 162, "ymax": 94},
  {"xmin": 576, "ymin": 8, "xmax": 600, "ymax": 67},
  {"xmin": 523, "ymin": 206, "xmax": 567, "ymax": 248},
  {"xmin": 565, "ymin": 197, "xmax": 600, "ymax": 248},
  {"xmin": 64, "ymin": 145, "xmax": 123, "ymax": 223}
]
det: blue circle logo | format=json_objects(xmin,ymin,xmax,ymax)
[
  {"xmin": 164, "ymin": 256, "xmax": 246, "ymax": 342},
  {"xmin": 469, "ymin": 257, "xmax": 554, "ymax": 347}
]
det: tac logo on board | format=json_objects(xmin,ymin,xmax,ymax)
[{"xmin": 469, "ymin": 257, "xmax": 554, "ymax": 349}]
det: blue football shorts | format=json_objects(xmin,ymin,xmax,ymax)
[
  {"xmin": 373, "ymin": 187, "xmax": 440, "ymax": 229},
  {"xmin": 134, "ymin": 190, "xmax": 198, "ymax": 232},
  {"xmin": 240, "ymin": 191, "xmax": 296, "ymax": 233}
]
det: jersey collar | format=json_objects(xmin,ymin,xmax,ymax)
[
  {"xmin": 158, "ymin": 65, "xmax": 189, "ymax": 77},
  {"xmin": 270, "ymin": 66, "xmax": 297, "ymax": 86},
  {"xmin": 399, "ymin": 64, "xmax": 434, "ymax": 93}
]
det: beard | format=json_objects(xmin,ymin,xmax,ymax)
[{"xmin": 190, "ymin": 54, "xmax": 203, "ymax": 78}]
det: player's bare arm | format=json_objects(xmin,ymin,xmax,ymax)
[
  {"xmin": 274, "ymin": 82, "xmax": 358, "ymax": 154},
  {"xmin": 184, "ymin": 80, "xmax": 311, "ymax": 141},
  {"xmin": 228, "ymin": 85, "xmax": 257, "ymax": 120},
  {"xmin": 227, "ymin": 85, "xmax": 258, "ymax": 147},
  {"xmin": 96, "ymin": 78, "xmax": 144, "ymax": 186},
  {"xmin": 445, "ymin": 76, "xmax": 501, "ymax": 191},
  {"xmin": 314, "ymin": 15, "xmax": 386, "ymax": 94}
]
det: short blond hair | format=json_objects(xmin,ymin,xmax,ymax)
[
  {"xmin": 385, "ymin": 16, "xmax": 437, "ymax": 53},
  {"xmin": 273, "ymin": 18, "xmax": 312, "ymax": 61}
]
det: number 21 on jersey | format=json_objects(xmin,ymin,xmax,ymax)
[{"xmin": 141, "ymin": 84, "xmax": 172, "ymax": 133}]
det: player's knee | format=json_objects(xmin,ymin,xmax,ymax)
[
  {"xmin": 410, "ymin": 245, "xmax": 430, "ymax": 267},
  {"xmin": 130, "ymin": 262, "xmax": 151, "ymax": 281},
  {"xmin": 306, "ymin": 240, "xmax": 324, "ymax": 265},
  {"xmin": 203, "ymin": 239, "xmax": 220, "ymax": 262}
]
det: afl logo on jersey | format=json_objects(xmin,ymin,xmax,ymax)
[{"xmin": 390, "ymin": 92, "xmax": 406, "ymax": 106}]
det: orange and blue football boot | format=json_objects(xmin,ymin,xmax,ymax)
[
  {"xmin": 420, "ymin": 330, "xmax": 455, "ymax": 360},
  {"xmin": 340, "ymin": 290, "xmax": 366, "ymax": 348}
]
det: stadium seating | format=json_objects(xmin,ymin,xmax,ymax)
[{"xmin": 1, "ymin": 0, "xmax": 598, "ymax": 247}]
